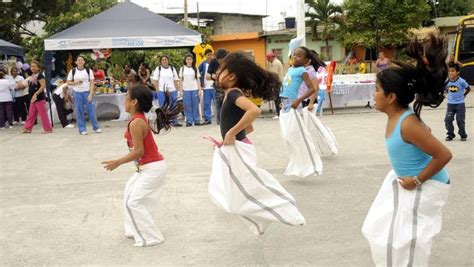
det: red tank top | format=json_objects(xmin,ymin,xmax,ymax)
[{"xmin": 124, "ymin": 113, "xmax": 164, "ymax": 165}]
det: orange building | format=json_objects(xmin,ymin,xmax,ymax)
[{"xmin": 210, "ymin": 32, "xmax": 266, "ymax": 67}]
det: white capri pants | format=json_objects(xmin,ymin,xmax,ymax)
[{"xmin": 124, "ymin": 160, "xmax": 167, "ymax": 247}]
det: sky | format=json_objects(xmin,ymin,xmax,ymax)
[{"xmin": 131, "ymin": 0, "xmax": 343, "ymax": 31}]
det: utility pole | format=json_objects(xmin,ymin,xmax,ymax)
[
  {"xmin": 296, "ymin": 0, "xmax": 306, "ymax": 46},
  {"xmin": 184, "ymin": 0, "xmax": 188, "ymax": 28},
  {"xmin": 197, "ymin": 2, "xmax": 200, "ymax": 31}
]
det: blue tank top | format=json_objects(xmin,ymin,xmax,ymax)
[{"xmin": 385, "ymin": 109, "xmax": 449, "ymax": 183}]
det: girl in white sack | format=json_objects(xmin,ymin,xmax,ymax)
[
  {"xmin": 102, "ymin": 84, "xmax": 182, "ymax": 247},
  {"xmin": 362, "ymin": 34, "xmax": 452, "ymax": 266}
]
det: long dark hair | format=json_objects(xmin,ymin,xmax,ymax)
[
  {"xmin": 128, "ymin": 84, "xmax": 183, "ymax": 134},
  {"xmin": 376, "ymin": 34, "xmax": 447, "ymax": 118},
  {"xmin": 182, "ymin": 54, "xmax": 198, "ymax": 79},
  {"xmin": 219, "ymin": 51, "xmax": 281, "ymax": 100}
]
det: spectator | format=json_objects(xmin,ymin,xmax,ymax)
[
  {"xmin": 21, "ymin": 60, "xmax": 53, "ymax": 133},
  {"xmin": 375, "ymin": 52, "xmax": 390, "ymax": 72},
  {"xmin": 138, "ymin": 62, "xmax": 151, "ymax": 85},
  {"xmin": 10, "ymin": 66, "xmax": 28, "ymax": 124},
  {"xmin": 198, "ymin": 49, "xmax": 215, "ymax": 124},
  {"xmin": 67, "ymin": 55, "xmax": 101, "ymax": 135},
  {"xmin": 206, "ymin": 48, "xmax": 229, "ymax": 125},
  {"xmin": 0, "ymin": 70, "xmax": 14, "ymax": 129},
  {"xmin": 266, "ymin": 51, "xmax": 284, "ymax": 118},
  {"xmin": 52, "ymin": 80, "xmax": 74, "ymax": 128}
]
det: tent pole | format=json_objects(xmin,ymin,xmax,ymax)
[{"xmin": 44, "ymin": 51, "xmax": 54, "ymax": 127}]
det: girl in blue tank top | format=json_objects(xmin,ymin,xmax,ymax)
[
  {"xmin": 363, "ymin": 33, "xmax": 453, "ymax": 266},
  {"xmin": 373, "ymin": 38, "xmax": 452, "ymax": 188}
]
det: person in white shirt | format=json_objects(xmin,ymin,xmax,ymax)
[
  {"xmin": 9, "ymin": 66, "xmax": 28, "ymax": 124},
  {"xmin": 151, "ymin": 55, "xmax": 181, "ymax": 126},
  {"xmin": 180, "ymin": 54, "xmax": 202, "ymax": 126},
  {"xmin": 0, "ymin": 70, "xmax": 14, "ymax": 129},
  {"xmin": 52, "ymin": 80, "xmax": 74, "ymax": 128},
  {"xmin": 67, "ymin": 55, "xmax": 101, "ymax": 135}
]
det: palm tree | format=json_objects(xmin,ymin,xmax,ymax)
[{"xmin": 305, "ymin": 0, "xmax": 343, "ymax": 60}]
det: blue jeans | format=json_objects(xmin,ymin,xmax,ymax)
[
  {"xmin": 202, "ymin": 88, "xmax": 215, "ymax": 121},
  {"xmin": 73, "ymin": 91, "xmax": 100, "ymax": 133},
  {"xmin": 183, "ymin": 90, "xmax": 200, "ymax": 124},
  {"xmin": 445, "ymin": 103, "xmax": 467, "ymax": 138},
  {"xmin": 281, "ymin": 98, "xmax": 302, "ymax": 113}
]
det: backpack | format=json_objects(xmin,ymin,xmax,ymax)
[
  {"xmin": 71, "ymin": 67, "xmax": 91, "ymax": 81},
  {"xmin": 156, "ymin": 65, "xmax": 178, "ymax": 81}
]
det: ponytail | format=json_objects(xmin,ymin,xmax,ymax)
[
  {"xmin": 220, "ymin": 52, "xmax": 281, "ymax": 100},
  {"xmin": 376, "ymin": 33, "xmax": 447, "ymax": 118},
  {"xmin": 152, "ymin": 93, "xmax": 183, "ymax": 134}
]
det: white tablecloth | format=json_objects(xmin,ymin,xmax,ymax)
[
  {"xmin": 322, "ymin": 73, "xmax": 376, "ymax": 108},
  {"xmin": 47, "ymin": 93, "xmax": 129, "ymax": 125},
  {"xmin": 94, "ymin": 93, "xmax": 129, "ymax": 121}
]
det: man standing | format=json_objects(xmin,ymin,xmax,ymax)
[
  {"xmin": 205, "ymin": 48, "xmax": 229, "ymax": 125},
  {"xmin": 266, "ymin": 52, "xmax": 284, "ymax": 118}
]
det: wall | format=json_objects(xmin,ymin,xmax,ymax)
[
  {"xmin": 265, "ymin": 33, "xmax": 345, "ymax": 67},
  {"xmin": 212, "ymin": 15, "xmax": 263, "ymax": 35},
  {"xmin": 211, "ymin": 36, "xmax": 266, "ymax": 67}
]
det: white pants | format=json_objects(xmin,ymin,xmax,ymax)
[
  {"xmin": 362, "ymin": 170, "xmax": 450, "ymax": 266},
  {"xmin": 124, "ymin": 160, "xmax": 167, "ymax": 247}
]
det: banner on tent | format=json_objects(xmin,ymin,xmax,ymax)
[{"xmin": 44, "ymin": 35, "xmax": 202, "ymax": 50}]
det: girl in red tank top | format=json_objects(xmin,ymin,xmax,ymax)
[{"xmin": 102, "ymin": 84, "xmax": 182, "ymax": 247}]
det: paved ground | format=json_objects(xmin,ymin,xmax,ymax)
[{"xmin": 1, "ymin": 99, "xmax": 473, "ymax": 266}]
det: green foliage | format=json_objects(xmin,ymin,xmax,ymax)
[
  {"xmin": 436, "ymin": 0, "xmax": 473, "ymax": 17},
  {"xmin": 305, "ymin": 0, "xmax": 343, "ymax": 60},
  {"xmin": 0, "ymin": 0, "xmax": 72, "ymax": 44},
  {"xmin": 44, "ymin": 0, "xmax": 116, "ymax": 36},
  {"xmin": 339, "ymin": 0, "xmax": 431, "ymax": 49}
]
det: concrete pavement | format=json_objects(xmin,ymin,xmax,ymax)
[{"xmin": 0, "ymin": 100, "xmax": 472, "ymax": 266}]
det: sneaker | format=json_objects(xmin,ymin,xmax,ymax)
[
  {"xmin": 65, "ymin": 124, "xmax": 75, "ymax": 128},
  {"xmin": 80, "ymin": 131, "xmax": 88, "ymax": 135},
  {"xmin": 272, "ymin": 115, "xmax": 279, "ymax": 120},
  {"xmin": 194, "ymin": 122, "xmax": 203, "ymax": 126},
  {"xmin": 445, "ymin": 136, "xmax": 453, "ymax": 141},
  {"xmin": 21, "ymin": 121, "xmax": 25, "ymax": 125},
  {"xmin": 204, "ymin": 120, "xmax": 212, "ymax": 125},
  {"xmin": 7, "ymin": 125, "xmax": 13, "ymax": 129},
  {"xmin": 460, "ymin": 137, "xmax": 467, "ymax": 141},
  {"xmin": 186, "ymin": 123, "xmax": 192, "ymax": 127},
  {"xmin": 93, "ymin": 128, "xmax": 102, "ymax": 133}
]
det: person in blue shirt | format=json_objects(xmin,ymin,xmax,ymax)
[
  {"xmin": 363, "ymin": 34, "xmax": 452, "ymax": 266},
  {"xmin": 444, "ymin": 62, "xmax": 471, "ymax": 141},
  {"xmin": 279, "ymin": 47, "xmax": 316, "ymax": 113}
]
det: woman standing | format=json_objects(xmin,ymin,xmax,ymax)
[
  {"xmin": 179, "ymin": 54, "xmax": 202, "ymax": 126},
  {"xmin": 0, "ymin": 70, "xmax": 14, "ymax": 129},
  {"xmin": 21, "ymin": 60, "xmax": 52, "ymax": 133},
  {"xmin": 67, "ymin": 55, "xmax": 101, "ymax": 135},
  {"xmin": 10, "ymin": 66, "xmax": 28, "ymax": 124}
]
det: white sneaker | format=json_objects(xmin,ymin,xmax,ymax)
[
  {"xmin": 7, "ymin": 125, "xmax": 13, "ymax": 129},
  {"xmin": 65, "ymin": 124, "xmax": 75, "ymax": 128},
  {"xmin": 21, "ymin": 121, "xmax": 25, "ymax": 125},
  {"xmin": 80, "ymin": 131, "xmax": 88, "ymax": 135},
  {"xmin": 93, "ymin": 128, "xmax": 102, "ymax": 133},
  {"xmin": 272, "ymin": 115, "xmax": 279, "ymax": 119}
]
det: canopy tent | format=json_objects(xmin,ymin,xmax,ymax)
[
  {"xmin": 0, "ymin": 39, "xmax": 24, "ymax": 58},
  {"xmin": 42, "ymin": 1, "xmax": 202, "ymax": 126},
  {"xmin": 44, "ymin": 1, "xmax": 202, "ymax": 51}
]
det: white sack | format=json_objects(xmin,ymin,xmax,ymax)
[
  {"xmin": 301, "ymin": 107, "xmax": 338, "ymax": 157},
  {"xmin": 279, "ymin": 109, "xmax": 323, "ymax": 177},
  {"xmin": 362, "ymin": 170, "xmax": 450, "ymax": 267},
  {"xmin": 208, "ymin": 141, "xmax": 306, "ymax": 235}
]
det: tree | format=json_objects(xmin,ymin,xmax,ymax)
[
  {"xmin": 339, "ymin": 0, "xmax": 431, "ymax": 50},
  {"xmin": 21, "ymin": 0, "xmax": 116, "ymax": 60},
  {"xmin": 305, "ymin": 0, "xmax": 343, "ymax": 60},
  {"xmin": 436, "ymin": 0, "xmax": 473, "ymax": 17},
  {"xmin": 0, "ymin": 0, "xmax": 72, "ymax": 44}
]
